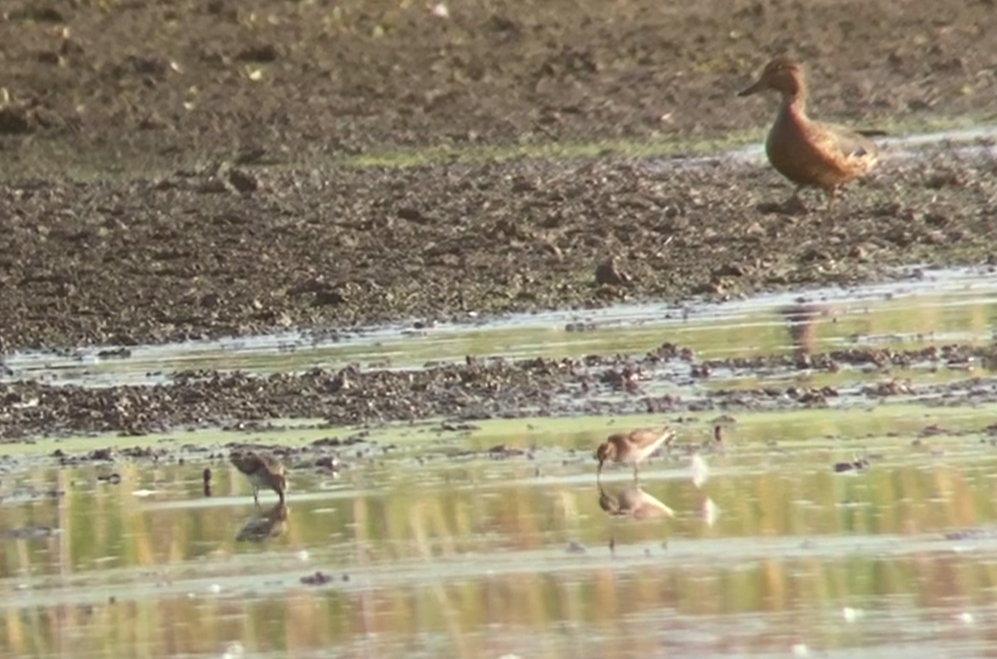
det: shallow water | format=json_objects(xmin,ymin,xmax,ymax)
[
  {"xmin": 675, "ymin": 123, "xmax": 997, "ymax": 170},
  {"xmin": 4, "ymin": 264, "xmax": 997, "ymax": 391},
  {"xmin": 4, "ymin": 262, "xmax": 997, "ymax": 657},
  {"xmin": 4, "ymin": 404, "xmax": 997, "ymax": 658}
]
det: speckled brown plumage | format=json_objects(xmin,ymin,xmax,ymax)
[
  {"xmin": 595, "ymin": 427, "xmax": 676, "ymax": 479},
  {"xmin": 229, "ymin": 451, "xmax": 287, "ymax": 504}
]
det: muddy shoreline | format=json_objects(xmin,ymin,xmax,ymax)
[
  {"xmin": 2, "ymin": 0, "xmax": 997, "ymax": 441},
  {"xmin": 3, "ymin": 339, "xmax": 996, "ymax": 441},
  {"xmin": 3, "ymin": 148, "xmax": 996, "ymax": 355},
  {"xmin": 2, "ymin": 0, "xmax": 997, "ymax": 354},
  {"xmin": 3, "ymin": 0, "xmax": 996, "ymax": 166},
  {"xmin": 0, "ymin": 0, "xmax": 997, "ymax": 353}
]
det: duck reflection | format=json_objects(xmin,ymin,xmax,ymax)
[
  {"xmin": 780, "ymin": 303, "xmax": 823, "ymax": 358},
  {"xmin": 598, "ymin": 483, "xmax": 674, "ymax": 520},
  {"xmin": 235, "ymin": 501, "xmax": 289, "ymax": 542}
]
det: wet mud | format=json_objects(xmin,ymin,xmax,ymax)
[
  {"xmin": 3, "ymin": 0, "xmax": 995, "ymax": 163},
  {"xmin": 2, "ymin": 1, "xmax": 997, "ymax": 442},
  {"xmin": 3, "ymin": 339, "xmax": 997, "ymax": 441},
  {"xmin": 2, "ymin": 0, "xmax": 997, "ymax": 353},
  {"xmin": 5, "ymin": 6, "xmax": 997, "ymax": 657},
  {"xmin": 3, "ymin": 150, "xmax": 996, "ymax": 356}
]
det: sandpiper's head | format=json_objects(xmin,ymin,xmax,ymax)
[
  {"xmin": 229, "ymin": 450, "xmax": 251, "ymax": 471},
  {"xmin": 595, "ymin": 442, "xmax": 616, "ymax": 472},
  {"xmin": 738, "ymin": 55, "xmax": 804, "ymax": 98}
]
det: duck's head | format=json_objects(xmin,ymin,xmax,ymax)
[{"xmin": 738, "ymin": 55, "xmax": 805, "ymax": 98}]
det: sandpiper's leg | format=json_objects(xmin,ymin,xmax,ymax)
[
  {"xmin": 252, "ymin": 486, "xmax": 260, "ymax": 505},
  {"xmin": 632, "ymin": 463, "xmax": 640, "ymax": 482}
]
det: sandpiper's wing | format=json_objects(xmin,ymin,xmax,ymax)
[
  {"xmin": 231, "ymin": 450, "xmax": 284, "ymax": 475},
  {"xmin": 627, "ymin": 428, "xmax": 675, "ymax": 451},
  {"xmin": 257, "ymin": 453, "xmax": 285, "ymax": 474}
]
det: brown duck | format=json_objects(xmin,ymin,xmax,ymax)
[{"xmin": 738, "ymin": 55, "xmax": 881, "ymax": 209}]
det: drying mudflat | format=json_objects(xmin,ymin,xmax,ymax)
[{"xmin": 2, "ymin": 1, "xmax": 997, "ymax": 658}]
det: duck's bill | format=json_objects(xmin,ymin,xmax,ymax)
[{"xmin": 737, "ymin": 80, "xmax": 765, "ymax": 97}]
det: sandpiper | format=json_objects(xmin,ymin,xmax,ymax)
[
  {"xmin": 229, "ymin": 450, "xmax": 287, "ymax": 504},
  {"xmin": 595, "ymin": 427, "xmax": 676, "ymax": 480}
]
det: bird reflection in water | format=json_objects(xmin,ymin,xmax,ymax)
[
  {"xmin": 780, "ymin": 303, "xmax": 824, "ymax": 360},
  {"xmin": 235, "ymin": 501, "xmax": 289, "ymax": 542},
  {"xmin": 600, "ymin": 483, "xmax": 674, "ymax": 558},
  {"xmin": 598, "ymin": 483, "xmax": 675, "ymax": 520}
]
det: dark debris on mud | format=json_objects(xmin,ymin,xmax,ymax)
[
  {"xmin": 2, "ymin": 0, "xmax": 996, "ymax": 164},
  {"xmin": 1, "ymin": 1, "xmax": 997, "ymax": 353},
  {"xmin": 3, "ymin": 0, "xmax": 997, "ymax": 443},
  {"xmin": 3, "ymin": 342, "xmax": 997, "ymax": 440},
  {"xmin": 2, "ymin": 151, "xmax": 997, "ymax": 353}
]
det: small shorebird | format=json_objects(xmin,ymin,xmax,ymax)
[
  {"xmin": 595, "ymin": 427, "xmax": 676, "ymax": 480},
  {"xmin": 229, "ymin": 450, "xmax": 287, "ymax": 504},
  {"xmin": 738, "ymin": 55, "xmax": 880, "ymax": 210}
]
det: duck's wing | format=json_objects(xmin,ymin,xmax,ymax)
[{"xmin": 816, "ymin": 121, "xmax": 879, "ymax": 160}]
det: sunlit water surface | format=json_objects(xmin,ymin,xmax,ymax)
[
  {"xmin": 4, "ymin": 410, "xmax": 997, "ymax": 658},
  {"xmin": 3, "ymin": 261, "xmax": 997, "ymax": 658}
]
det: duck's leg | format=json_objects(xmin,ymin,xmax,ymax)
[
  {"xmin": 826, "ymin": 186, "xmax": 839, "ymax": 212},
  {"xmin": 783, "ymin": 186, "xmax": 808, "ymax": 214}
]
